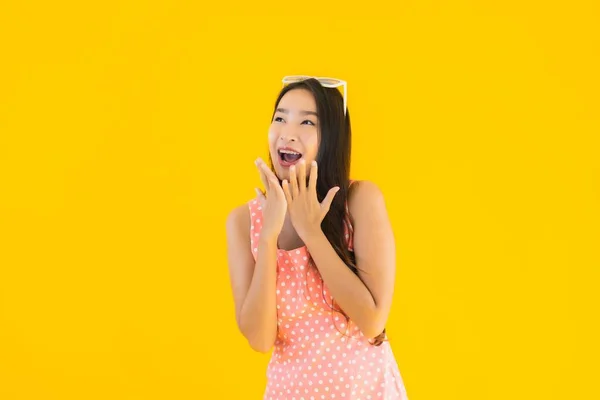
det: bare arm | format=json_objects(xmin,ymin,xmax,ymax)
[
  {"xmin": 226, "ymin": 204, "xmax": 278, "ymax": 353},
  {"xmin": 303, "ymin": 180, "xmax": 396, "ymax": 338}
]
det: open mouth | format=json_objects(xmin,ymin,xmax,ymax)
[{"xmin": 278, "ymin": 149, "xmax": 303, "ymax": 165}]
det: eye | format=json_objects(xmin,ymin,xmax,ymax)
[
  {"xmin": 273, "ymin": 116, "xmax": 285, "ymax": 123},
  {"xmin": 302, "ymin": 120, "xmax": 316, "ymax": 126}
]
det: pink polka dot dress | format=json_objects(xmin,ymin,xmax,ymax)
[{"xmin": 248, "ymin": 196, "xmax": 409, "ymax": 400}]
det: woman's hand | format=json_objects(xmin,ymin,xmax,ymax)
[
  {"xmin": 282, "ymin": 159, "xmax": 340, "ymax": 240},
  {"xmin": 254, "ymin": 158, "xmax": 288, "ymax": 241}
]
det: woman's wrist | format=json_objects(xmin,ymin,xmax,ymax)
[
  {"xmin": 301, "ymin": 227, "xmax": 326, "ymax": 248},
  {"xmin": 259, "ymin": 233, "xmax": 278, "ymax": 248}
]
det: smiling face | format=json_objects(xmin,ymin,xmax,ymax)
[{"xmin": 268, "ymin": 88, "xmax": 320, "ymax": 181}]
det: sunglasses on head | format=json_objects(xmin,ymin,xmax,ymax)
[{"xmin": 282, "ymin": 75, "xmax": 347, "ymax": 116}]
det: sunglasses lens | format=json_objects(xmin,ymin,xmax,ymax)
[
  {"xmin": 283, "ymin": 75, "xmax": 310, "ymax": 84},
  {"xmin": 318, "ymin": 78, "xmax": 340, "ymax": 86}
]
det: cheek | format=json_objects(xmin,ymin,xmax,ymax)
[
  {"xmin": 267, "ymin": 128, "xmax": 278, "ymax": 147},
  {"xmin": 268, "ymin": 123, "xmax": 283, "ymax": 139},
  {"xmin": 304, "ymin": 133, "xmax": 319, "ymax": 157}
]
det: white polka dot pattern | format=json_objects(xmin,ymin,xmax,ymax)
[{"xmin": 248, "ymin": 196, "xmax": 409, "ymax": 400}]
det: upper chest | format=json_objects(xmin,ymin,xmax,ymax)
[{"xmin": 276, "ymin": 214, "xmax": 305, "ymax": 251}]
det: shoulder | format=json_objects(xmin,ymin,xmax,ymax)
[
  {"xmin": 348, "ymin": 180, "xmax": 386, "ymax": 213},
  {"xmin": 225, "ymin": 201, "xmax": 253, "ymax": 236}
]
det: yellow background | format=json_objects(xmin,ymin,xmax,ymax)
[{"xmin": 1, "ymin": 1, "xmax": 598, "ymax": 399}]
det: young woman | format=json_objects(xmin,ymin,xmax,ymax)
[{"xmin": 226, "ymin": 76, "xmax": 409, "ymax": 400}]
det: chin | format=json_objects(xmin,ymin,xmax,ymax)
[
  {"xmin": 269, "ymin": 164, "xmax": 284, "ymax": 180},
  {"xmin": 274, "ymin": 169, "xmax": 287, "ymax": 182}
]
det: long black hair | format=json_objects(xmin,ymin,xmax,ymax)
[{"xmin": 268, "ymin": 78, "xmax": 386, "ymax": 346}]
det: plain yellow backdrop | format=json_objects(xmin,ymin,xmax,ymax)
[{"xmin": 1, "ymin": 1, "xmax": 598, "ymax": 399}]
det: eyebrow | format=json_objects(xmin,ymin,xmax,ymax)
[{"xmin": 276, "ymin": 108, "xmax": 318, "ymax": 117}]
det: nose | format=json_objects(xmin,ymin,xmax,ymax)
[
  {"xmin": 279, "ymin": 125, "xmax": 298, "ymax": 143},
  {"xmin": 280, "ymin": 135, "xmax": 296, "ymax": 142}
]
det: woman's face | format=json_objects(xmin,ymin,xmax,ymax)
[{"xmin": 268, "ymin": 88, "xmax": 320, "ymax": 181}]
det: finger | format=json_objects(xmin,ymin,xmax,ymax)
[
  {"xmin": 255, "ymin": 187, "xmax": 265, "ymax": 199},
  {"xmin": 282, "ymin": 179, "xmax": 293, "ymax": 204},
  {"xmin": 320, "ymin": 186, "xmax": 340, "ymax": 215},
  {"xmin": 259, "ymin": 160, "xmax": 282, "ymax": 188},
  {"xmin": 254, "ymin": 187, "xmax": 266, "ymax": 206},
  {"xmin": 289, "ymin": 165, "xmax": 299, "ymax": 199},
  {"xmin": 308, "ymin": 160, "xmax": 318, "ymax": 194},
  {"xmin": 267, "ymin": 174, "xmax": 283, "ymax": 196},
  {"xmin": 297, "ymin": 159, "xmax": 307, "ymax": 193},
  {"xmin": 255, "ymin": 159, "xmax": 270, "ymax": 193}
]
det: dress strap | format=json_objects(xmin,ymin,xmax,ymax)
[{"xmin": 248, "ymin": 197, "xmax": 263, "ymax": 261}]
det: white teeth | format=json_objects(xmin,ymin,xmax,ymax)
[{"xmin": 279, "ymin": 149, "xmax": 301, "ymax": 155}]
